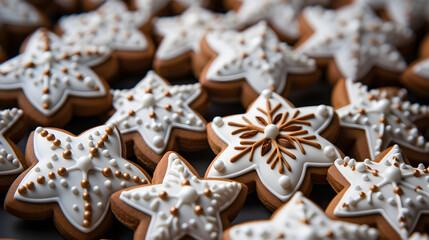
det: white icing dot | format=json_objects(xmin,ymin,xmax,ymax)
[
  {"xmin": 71, "ymin": 186, "xmax": 78, "ymax": 195},
  {"xmin": 60, "ymin": 179, "xmax": 68, "ymax": 187},
  {"xmin": 384, "ymin": 166, "xmax": 402, "ymax": 183},
  {"xmin": 97, "ymin": 202, "xmax": 103, "ymax": 209},
  {"xmin": 261, "ymin": 89, "xmax": 272, "ymax": 99},
  {"xmin": 35, "ymin": 127, "xmax": 43, "ymax": 133},
  {"xmin": 102, "ymin": 150, "xmax": 110, "ymax": 158},
  {"xmin": 46, "ymin": 162, "xmax": 53, "ymax": 169},
  {"xmin": 93, "ymin": 186, "xmax": 100, "ymax": 194},
  {"xmin": 323, "ymin": 146, "xmax": 336, "ymax": 159},
  {"xmin": 317, "ymin": 105, "xmax": 330, "ymax": 117},
  {"xmin": 51, "ymin": 154, "xmax": 58, "ymax": 161},
  {"xmin": 264, "ymin": 124, "xmax": 279, "ymax": 140},
  {"xmin": 279, "ymin": 175, "xmax": 291, "ymax": 189},
  {"xmin": 73, "ymin": 204, "xmax": 79, "ymax": 212},
  {"xmin": 153, "ymin": 136, "xmax": 163, "ymax": 148},
  {"xmin": 110, "ymin": 159, "xmax": 117, "ymax": 167},
  {"xmin": 213, "ymin": 116, "xmax": 224, "ymax": 127},
  {"xmin": 213, "ymin": 161, "xmax": 224, "ymax": 171},
  {"xmin": 104, "ymin": 180, "xmax": 112, "ymax": 189},
  {"xmin": 121, "ymin": 181, "xmax": 126, "ymax": 188},
  {"xmin": 48, "ymin": 180, "xmax": 55, "ymax": 188},
  {"xmin": 356, "ymin": 162, "xmax": 366, "ymax": 172}
]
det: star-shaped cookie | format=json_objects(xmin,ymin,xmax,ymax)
[
  {"xmin": 332, "ymin": 79, "xmax": 429, "ymax": 165},
  {"xmin": 224, "ymin": 191, "xmax": 379, "ymax": 240},
  {"xmin": 153, "ymin": 6, "xmax": 238, "ymax": 79},
  {"xmin": 295, "ymin": 3, "xmax": 413, "ymax": 85},
  {"xmin": 106, "ymin": 71, "xmax": 207, "ymax": 169},
  {"xmin": 0, "ymin": 29, "xmax": 112, "ymax": 126},
  {"xmin": 58, "ymin": 0, "xmax": 154, "ymax": 74},
  {"xmin": 225, "ymin": 0, "xmax": 329, "ymax": 43},
  {"xmin": 205, "ymin": 89, "xmax": 342, "ymax": 210},
  {"xmin": 199, "ymin": 21, "xmax": 318, "ymax": 107},
  {"xmin": 5, "ymin": 124, "xmax": 150, "ymax": 239},
  {"xmin": 326, "ymin": 145, "xmax": 429, "ymax": 239},
  {"xmin": 111, "ymin": 152, "xmax": 247, "ymax": 240}
]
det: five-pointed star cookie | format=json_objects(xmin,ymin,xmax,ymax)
[
  {"xmin": 111, "ymin": 152, "xmax": 247, "ymax": 240},
  {"xmin": 5, "ymin": 124, "xmax": 150, "ymax": 239},
  {"xmin": 224, "ymin": 191, "xmax": 379, "ymax": 240},
  {"xmin": 326, "ymin": 145, "xmax": 429, "ymax": 239},
  {"xmin": 0, "ymin": 0, "xmax": 45, "ymax": 26},
  {"xmin": 106, "ymin": 71, "xmax": 207, "ymax": 169},
  {"xmin": 332, "ymin": 80, "xmax": 429, "ymax": 165},
  {"xmin": 0, "ymin": 29, "xmax": 111, "ymax": 126},
  {"xmin": 296, "ymin": 3, "xmax": 412, "ymax": 84},
  {"xmin": 200, "ymin": 21, "xmax": 318, "ymax": 107},
  {"xmin": 230, "ymin": 0, "xmax": 329, "ymax": 42},
  {"xmin": 205, "ymin": 89, "xmax": 342, "ymax": 210}
]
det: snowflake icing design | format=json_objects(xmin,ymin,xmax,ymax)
[
  {"xmin": 333, "ymin": 145, "xmax": 429, "ymax": 239},
  {"xmin": 120, "ymin": 152, "xmax": 242, "ymax": 240},
  {"xmin": 226, "ymin": 192, "xmax": 379, "ymax": 240},
  {"xmin": 205, "ymin": 21, "xmax": 316, "ymax": 94},
  {"xmin": 296, "ymin": 3, "xmax": 412, "ymax": 81},
  {"xmin": 336, "ymin": 81, "xmax": 429, "ymax": 159},
  {"xmin": 0, "ymin": 108, "xmax": 24, "ymax": 175},
  {"xmin": 206, "ymin": 89, "xmax": 341, "ymax": 201},
  {"xmin": 0, "ymin": 29, "xmax": 108, "ymax": 116},
  {"xmin": 106, "ymin": 71, "xmax": 205, "ymax": 154},
  {"xmin": 14, "ymin": 124, "xmax": 149, "ymax": 233}
]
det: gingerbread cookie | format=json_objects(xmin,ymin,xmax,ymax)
[
  {"xmin": 0, "ymin": 108, "xmax": 28, "ymax": 191},
  {"xmin": 223, "ymin": 0, "xmax": 330, "ymax": 44},
  {"xmin": 332, "ymin": 79, "xmax": 429, "ymax": 166},
  {"xmin": 0, "ymin": 29, "xmax": 113, "ymax": 127},
  {"xmin": 326, "ymin": 145, "xmax": 429, "ymax": 239},
  {"xmin": 295, "ymin": 3, "xmax": 413, "ymax": 86},
  {"xmin": 197, "ymin": 21, "xmax": 319, "ymax": 107},
  {"xmin": 205, "ymin": 89, "xmax": 342, "ymax": 210},
  {"xmin": 402, "ymin": 56, "xmax": 429, "ymax": 99},
  {"xmin": 105, "ymin": 71, "xmax": 208, "ymax": 170},
  {"xmin": 5, "ymin": 124, "xmax": 151, "ymax": 239},
  {"xmin": 153, "ymin": 7, "xmax": 238, "ymax": 79},
  {"xmin": 224, "ymin": 191, "xmax": 379, "ymax": 240},
  {"xmin": 57, "ymin": 0, "xmax": 155, "ymax": 75},
  {"xmin": 111, "ymin": 151, "xmax": 247, "ymax": 240}
]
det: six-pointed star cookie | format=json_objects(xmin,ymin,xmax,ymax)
[
  {"xmin": 199, "ymin": 21, "xmax": 318, "ymax": 107},
  {"xmin": 153, "ymin": 6, "xmax": 237, "ymax": 78},
  {"xmin": 224, "ymin": 191, "xmax": 379, "ymax": 240},
  {"xmin": 205, "ymin": 89, "xmax": 342, "ymax": 210},
  {"xmin": 5, "ymin": 124, "xmax": 150, "ymax": 239},
  {"xmin": 0, "ymin": 29, "xmax": 111, "ymax": 126},
  {"xmin": 58, "ymin": 0, "xmax": 154, "ymax": 73},
  {"xmin": 111, "ymin": 152, "xmax": 247, "ymax": 240},
  {"xmin": 106, "ymin": 71, "xmax": 207, "ymax": 169},
  {"xmin": 326, "ymin": 145, "xmax": 429, "ymax": 239},
  {"xmin": 295, "ymin": 3, "xmax": 412, "ymax": 84},
  {"xmin": 227, "ymin": 0, "xmax": 329, "ymax": 43},
  {"xmin": 332, "ymin": 80, "xmax": 429, "ymax": 165},
  {"xmin": 402, "ymin": 56, "xmax": 429, "ymax": 99}
]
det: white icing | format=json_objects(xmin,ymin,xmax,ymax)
[
  {"xmin": 0, "ymin": 29, "xmax": 109, "ymax": 116},
  {"xmin": 227, "ymin": 191, "xmax": 379, "ymax": 240},
  {"xmin": 409, "ymin": 232, "xmax": 429, "ymax": 240},
  {"xmin": 206, "ymin": 89, "xmax": 341, "ymax": 202},
  {"xmin": 120, "ymin": 152, "xmax": 242, "ymax": 240},
  {"xmin": 0, "ymin": 108, "xmax": 24, "ymax": 175},
  {"xmin": 14, "ymin": 124, "xmax": 149, "ymax": 233},
  {"xmin": 333, "ymin": 145, "xmax": 429, "ymax": 239},
  {"xmin": 233, "ymin": 0, "xmax": 329, "ymax": 40},
  {"xmin": 106, "ymin": 71, "xmax": 206, "ymax": 154},
  {"xmin": 135, "ymin": 0, "xmax": 209, "ymax": 15},
  {"xmin": 413, "ymin": 58, "xmax": 429, "ymax": 79},
  {"xmin": 336, "ymin": 81, "xmax": 429, "ymax": 159},
  {"xmin": 296, "ymin": 3, "xmax": 412, "ymax": 81},
  {"xmin": 0, "ymin": 0, "xmax": 43, "ymax": 26},
  {"xmin": 153, "ymin": 7, "xmax": 238, "ymax": 60},
  {"xmin": 205, "ymin": 21, "xmax": 316, "ymax": 95},
  {"xmin": 59, "ymin": 0, "xmax": 148, "ymax": 51}
]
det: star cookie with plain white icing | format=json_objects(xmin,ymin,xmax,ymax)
[
  {"xmin": 106, "ymin": 71, "xmax": 207, "ymax": 169},
  {"xmin": 199, "ymin": 21, "xmax": 319, "ymax": 107},
  {"xmin": 111, "ymin": 151, "xmax": 247, "ymax": 240},
  {"xmin": 326, "ymin": 145, "xmax": 429, "ymax": 239},
  {"xmin": 224, "ymin": 191, "xmax": 379, "ymax": 240},
  {"xmin": 0, "ymin": 29, "xmax": 112, "ymax": 126},
  {"xmin": 205, "ymin": 89, "xmax": 342, "ymax": 210},
  {"xmin": 332, "ymin": 80, "xmax": 429, "ymax": 165},
  {"xmin": 5, "ymin": 124, "xmax": 150, "ymax": 239}
]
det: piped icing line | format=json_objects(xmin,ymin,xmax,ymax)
[
  {"xmin": 226, "ymin": 191, "xmax": 379, "ymax": 240},
  {"xmin": 336, "ymin": 81, "xmax": 429, "ymax": 159},
  {"xmin": 14, "ymin": 124, "xmax": 150, "ymax": 233},
  {"xmin": 0, "ymin": 0, "xmax": 44, "ymax": 26},
  {"xmin": 106, "ymin": 71, "xmax": 205, "ymax": 154},
  {"xmin": 0, "ymin": 108, "xmax": 24, "ymax": 176},
  {"xmin": 413, "ymin": 58, "xmax": 429, "ymax": 79},
  {"xmin": 296, "ymin": 3, "xmax": 412, "ymax": 81},
  {"xmin": 134, "ymin": 0, "xmax": 209, "ymax": 16},
  {"xmin": 204, "ymin": 21, "xmax": 316, "ymax": 94},
  {"xmin": 0, "ymin": 29, "xmax": 108, "ymax": 116},
  {"xmin": 59, "ymin": 0, "xmax": 148, "ymax": 51},
  {"xmin": 232, "ymin": 0, "xmax": 329, "ymax": 40},
  {"xmin": 333, "ymin": 145, "xmax": 429, "ymax": 239},
  {"xmin": 206, "ymin": 89, "xmax": 341, "ymax": 202},
  {"xmin": 153, "ymin": 6, "xmax": 239, "ymax": 60},
  {"xmin": 120, "ymin": 152, "xmax": 242, "ymax": 240}
]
